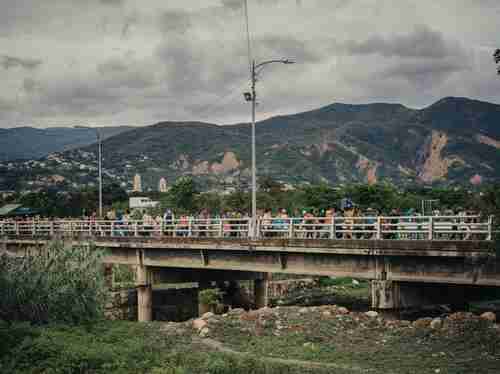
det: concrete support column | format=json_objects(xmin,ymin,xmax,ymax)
[
  {"xmin": 254, "ymin": 274, "xmax": 270, "ymax": 309},
  {"xmin": 371, "ymin": 280, "xmax": 400, "ymax": 309},
  {"xmin": 103, "ymin": 264, "xmax": 113, "ymax": 289},
  {"xmin": 371, "ymin": 280, "xmax": 479, "ymax": 310},
  {"xmin": 136, "ymin": 264, "xmax": 152, "ymax": 322}
]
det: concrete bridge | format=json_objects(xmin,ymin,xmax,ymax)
[{"xmin": 1, "ymin": 216, "xmax": 498, "ymax": 321}]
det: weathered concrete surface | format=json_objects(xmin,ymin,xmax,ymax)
[
  {"xmin": 254, "ymin": 274, "xmax": 270, "ymax": 309},
  {"xmin": 136, "ymin": 264, "xmax": 152, "ymax": 322},
  {"xmin": 2, "ymin": 236, "xmax": 499, "ymax": 317},
  {"xmin": 2, "ymin": 238, "xmax": 498, "ymax": 287},
  {"xmin": 371, "ymin": 280, "xmax": 500, "ymax": 309}
]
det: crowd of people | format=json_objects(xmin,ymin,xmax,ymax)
[{"xmin": 0, "ymin": 205, "xmax": 488, "ymax": 240}]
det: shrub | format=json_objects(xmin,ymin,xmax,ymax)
[
  {"xmin": 0, "ymin": 241, "xmax": 107, "ymax": 325},
  {"xmin": 199, "ymin": 288, "xmax": 223, "ymax": 307}
]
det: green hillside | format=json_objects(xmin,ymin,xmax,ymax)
[{"xmin": 5, "ymin": 97, "xmax": 500, "ymax": 190}]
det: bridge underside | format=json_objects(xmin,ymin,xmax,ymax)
[{"xmin": 2, "ymin": 237, "xmax": 499, "ymax": 319}]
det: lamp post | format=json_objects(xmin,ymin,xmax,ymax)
[
  {"xmin": 245, "ymin": 59, "xmax": 294, "ymax": 237},
  {"xmin": 96, "ymin": 129, "xmax": 103, "ymax": 218}
]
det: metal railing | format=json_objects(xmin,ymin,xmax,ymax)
[{"xmin": 0, "ymin": 215, "xmax": 493, "ymax": 241}]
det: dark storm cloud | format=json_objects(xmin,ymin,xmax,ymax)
[
  {"xmin": 381, "ymin": 58, "xmax": 471, "ymax": 85},
  {"xmin": 97, "ymin": 59, "xmax": 129, "ymax": 74},
  {"xmin": 23, "ymin": 78, "xmax": 39, "ymax": 93},
  {"xmin": 338, "ymin": 25, "xmax": 463, "ymax": 59},
  {"xmin": 99, "ymin": 0, "xmax": 124, "ymax": 5},
  {"xmin": 220, "ymin": 0, "xmax": 243, "ymax": 11},
  {"xmin": 121, "ymin": 13, "xmax": 140, "ymax": 39},
  {"xmin": 1, "ymin": 55, "xmax": 43, "ymax": 70},
  {"xmin": 96, "ymin": 58, "xmax": 157, "ymax": 89},
  {"xmin": 259, "ymin": 36, "xmax": 323, "ymax": 63},
  {"xmin": 0, "ymin": 0, "xmax": 499, "ymax": 128},
  {"xmin": 159, "ymin": 10, "xmax": 192, "ymax": 35}
]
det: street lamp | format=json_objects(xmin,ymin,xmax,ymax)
[
  {"xmin": 244, "ymin": 58, "xmax": 294, "ymax": 237},
  {"xmin": 96, "ymin": 129, "xmax": 103, "ymax": 218}
]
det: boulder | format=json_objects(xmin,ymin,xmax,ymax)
[
  {"xmin": 480, "ymin": 312, "xmax": 497, "ymax": 323},
  {"xmin": 365, "ymin": 311, "xmax": 379, "ymax": 318},
  {"xmin": 193, "ymin": 318, "xmax": 208, "ymax": 330},
  {"xmin": 199, "ymin": 327, "xmax": 210, "ymax": 338},
  {"xmin": 258, "ymin": 306, "xmax": 273, "ymax": 316},
  {"xmin": 337, "ymin": 307, "xmax": 349, "ymax": 315},
  {"xmin": 201, "ymin": 312, "xmax": 215, "ymax": 320},
  {"xmin": 228, "ymin": 308, "xmax": 245, "ymax": 316},
  {"xmin": 430, "ymin": 318, "xmax": 443, "ymax": 330},
  {"xmin": 413, "ymin": 317, "xmax": 433, "ymax": 329}
]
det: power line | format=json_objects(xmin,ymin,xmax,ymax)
[
  {"xmin": 243, "ymin": 0, "xmax": 253, "ymax": 75},
  {"xmin": 194, "ymin": 77, "xmax": 251, "ymax": 122}
]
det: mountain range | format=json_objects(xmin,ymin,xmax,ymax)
[
  {"xmin": 0, "ymin": 126, "xmax": 133, "ymax": 161},
  {"xmin": 2, "ymin": 97, "xmax": 500, "ymax": 190}
]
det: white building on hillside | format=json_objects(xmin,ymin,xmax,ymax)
[
  {"xmin": 133, "ymin": 174, "xmax": 142, "ymax": 192},
  {"xmin": 158, "ymin": 177, "xmax": 168, "ymax": 193},
  {"xmin": 129, "ymin": 197, "xmax": 159, "ymax": 210}
]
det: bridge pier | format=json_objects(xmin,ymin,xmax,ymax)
[
  {"xmin": 254, "ymin": 273, "xmax": 270, "ymax": 309},
  {"xmin": 136, "ymin": 264, "xmax": 152, "ymax": 322},
  {"xmin": 370, "ymin": 280, "xmax": 496, "ymax": 311}
]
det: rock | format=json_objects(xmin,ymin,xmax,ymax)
[
  {"xmin": 258, "ymin": 306, "xmax": 273, "ymax": 316},
  {"xmin": 228, "ymin": 308, "xmax": 245, "ymax": 315},
  {"xmin": 365, "ymin": 311, "xmax": 379, "ymax": 318},
  {"xmin": 413, "ymin": 318, "xmax": 433, "ymax": 329},
  {"xmin": 447, "ymin": 312, "xmax": 474, "ymax": 322},
  {"xmin": 298, "ymin": 307, "xmax": 309, "ymax": 314},
  {"xmin": 199, "ymin": 327, "xmax": 210, "ymax": 338},
  {"xmin": 322, "ymin": 310, "xmax": 332, "ymax": 317},
  {"xmin": 193, "ymin": 318, "xmax": 208, "ymax": 330},
  {"xmin": 201, "ymin": 312, "xmax": 214, "ymax": 320},
  {"xmin": 430, "ymin": 318, "xmax": 443, "ymax": 330},
  {"xmin": 480, "ymin": 312, "xmax": 497, "ymax": 323},
  {"xmin": 337, "ymin": 307, "xmax": 349, "ymax": 315},
  {"xmin": 352, "ymin": 279, "xmax": 360, "ymax": 286}
]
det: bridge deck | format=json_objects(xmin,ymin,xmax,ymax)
[{"xmin": 3, "ymin": 236, "xmax": 498, "ymax": 287}]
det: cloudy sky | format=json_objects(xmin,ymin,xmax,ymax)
[{"xmin": 1, "ymin": 0, "xmax": 499, "ymax": 128}]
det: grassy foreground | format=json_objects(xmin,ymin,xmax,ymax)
[{"xmin": 1, "ymin": 304, "xmax": 499, "ymax": 374}]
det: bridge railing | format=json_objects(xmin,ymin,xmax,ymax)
[{"xmin": 0, "ymin": 215, "xmax": 493, "ymax": 241}]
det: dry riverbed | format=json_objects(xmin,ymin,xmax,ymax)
[{"xmin": 186, "ymin": 305, "xmax": 500, "ymax": 374}]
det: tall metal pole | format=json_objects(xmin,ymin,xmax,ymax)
[
  {"xmin": 245, "ymin": 58, "xmax": 294, "ymax": 238},
  {"xmin": 97, "ymin": 130, "xmax": 103, "ymax": 218},
  {"xmin": 251, "ymin": 60, "xmax": 257, "ymax": 237}
]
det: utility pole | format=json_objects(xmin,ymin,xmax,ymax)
[
  {"xmin": 251, "ymin": 60, "xmax": 257, "ymax": 236},
  {"xmin": 245, "ymin": 59, "xmax": 294, "ymax": 237},
  {"xmin": 97, "ymin": 129, "xmax": 103, "ymax": 218}
]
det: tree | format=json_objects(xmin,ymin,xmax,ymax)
[
  {"xmin": 223, "ymin": 190, "xmax": 250, "ymax": 214},
  {"xmin": 195, "ymin": 192, "xmax": 222, "ymax": 215},
  {"xmin": 164, "ymin": 177, "xmax": 198, "ymax": 214},
  {"xmin": 495, "ymin": 49, "xmax": 500, "ymax": 74},
  {"xmin": 301, "ymin": 184, "xmax": 340, "ymax": 212}
]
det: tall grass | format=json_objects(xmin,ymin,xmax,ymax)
[{"xmin": 0, "ymin": 241, "xmax": 107, "ymax": 325}]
